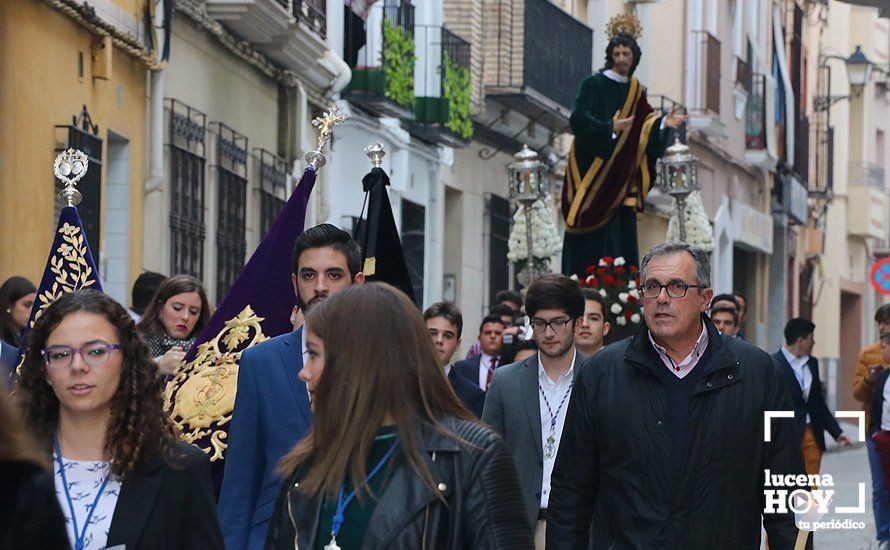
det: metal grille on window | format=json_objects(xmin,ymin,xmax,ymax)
[
  {"xmin": 488, "ymin": 194, "xmax": 511, "ymax": 294},
  {"xmin": 257, "ymin": 149, "xmax": 289, "ymax": 238},
  {"xmin": 55, "ymin": 105, "xmax": 103, "ymax": 256},
  {"xmin": 401, "ymin": 199, "xmax": 425, "ymax": 305},
  {"xmin": 167, "ymin": 99, "xmax": 207, "ymax": 280},
  {"xmin": 212, "ymin": 123, "xmax": 248, "ymax": 304}
]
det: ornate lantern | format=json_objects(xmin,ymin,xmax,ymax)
[
  {"xmin": 657, "ymin": 138, "xmax": 700, "ymax": 241},
  {"xmin": 507, "ymin": 145, "xmax": 549, "ymax": 286}
]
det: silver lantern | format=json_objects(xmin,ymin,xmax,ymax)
[{"xmin": 656, "ymin": 138, "xmax": 700, "ymax": 242}]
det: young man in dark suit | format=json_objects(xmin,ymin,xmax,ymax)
[
  {"xmin": 774, "ymin": 318, "xmax": 850, "ymax": 477},
  {"xmin": 424, "ymin": 301, "xmax": 485, "ymax": 417},
  {"xmin": 217, "ymin": 224, "xmax": 364, "ymax": 550},
  {"xmin": 453, "ymin": 314, "xmax": 505, "ymax": 391},
  {"xmin": 483, "ymin": 274, "xmax": 586, "ymax": 549}
]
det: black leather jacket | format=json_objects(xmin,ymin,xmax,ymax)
[{"xmin": 264, "ymin": 417, "xmax": 534, "ymax": 549}]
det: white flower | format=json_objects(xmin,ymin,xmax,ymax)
[
  {"xmin": 614, "ymin": 257, "xmax": 626, "ymax": 266},
  {"xmin": 630, "ymin": 313, "xmax": 641, "ymax": 324},
  {"xmin": 666, "ymin": 190, "xmax": 715, "ymax": 252},
  {"xmin": 585, "ymin": 275, "xmax": 595, "ymax": 285},
  {"xmin": 599, "ymin": 289, "xmax": 607, "ymax": 297},
  {"xmin": 618, "ymin": 292, "xmax": 628, "ymax": 303},
  {"xmin": 570, "ymin": 274, "xmax": 579, "ymax": 281},
  {"xmin": 598, "ymin": 259, "xmax": 608, "ymax": 267},
  {"xmin": 610, "ymin": 303, "xmax": 622, "ymax": 315},
  {"xmin": 628, "ymin": 280, "xmax": 637, "ymax": 289},
  {"xmin": 616, "ymin": 316, "xmax": 627, "ymax": 326}
]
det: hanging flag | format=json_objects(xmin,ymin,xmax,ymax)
[
  {"xmin": 355, "ymin": 143, "xmax": 416, "ymax": 302},
  {"xmin": 16, "ymin": 149, "xmax": 103, "ymax": 369},
  {"xmin": 164, "ymin": 105, "xmax": 347, "ymax": 490}
]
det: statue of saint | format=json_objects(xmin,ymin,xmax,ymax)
[{"xmin": 561, "ymin": 17, "xmax": 685, "ymax": 274}]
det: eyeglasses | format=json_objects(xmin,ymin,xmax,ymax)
[
  {"xmin": 640, "ymin": 281, "xmax": 701, "ymax": 300},
  {"xmin": 530, "ymin": 317, "xmax": 573, "ymax": 332},
  {"xmin": 41, "ymin": 342, "xmax": 122, "ymax": 369}
]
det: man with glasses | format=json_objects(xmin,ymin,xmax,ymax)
[
  {"xmin": 482, "ymin": 274, "xmax": 586, "ymax": 549},
  {"xmin": 547, "ymin": 241, "xmax": 805, "ymax": 550}
]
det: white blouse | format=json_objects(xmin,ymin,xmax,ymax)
[{"xmin": 53, "ymin": 454, "xmax": 122, "ymax": 550}]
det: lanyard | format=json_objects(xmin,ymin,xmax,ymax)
[
  {"xmin": 54, "ymin": 436, "xmax": 110, "ymax": 550},
  {"xmin": 329, "ymin": 439, "xmax": 399, "ymax": 543},
  {"xmin": 539, "ymin": 381, "xmax": 573, "ymax": 434}
]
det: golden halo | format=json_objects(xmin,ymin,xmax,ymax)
[{"xmin": 606, "ymin": 13, "xmax": 642, "ymax": 41}]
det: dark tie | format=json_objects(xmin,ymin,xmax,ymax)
[{"xmin": 485, "ymin": 357, "xmax": 498, "ymax": 391}]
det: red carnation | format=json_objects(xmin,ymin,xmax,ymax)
[
  {"xmin": 590, "ymin": 277, "xmax": 599, "ymax": 286},
  {"xmin": 603, "ymin": 275, "xmax": 616, "ymax": 286},
  {"xmin": 602, "ymin": 256, "xmax": 614, "ymax": 264},
  {"xmin": 615, "ymin": 266, "xmax": 626, "ymax": 275},
  {"xmin": 627, "ymin": 294, "xmax": 637, "ymax": 303},
  {"xmin": 630, "ymin": 266, "xmax": 639, "ymax": 273},
  {"xmin": 585, "ymin": 265, "xmax": 596, "ymax": 275},
  {"xmin": 596, "ymin": 266, "xmax": 607, "ymax": 276},
  {"xmin": 624, "ymin": 309, "xmax": 634, "ymax": 320}
]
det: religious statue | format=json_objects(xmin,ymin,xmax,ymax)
[{"xmin": 561, "ymin": 14, "xmax": 686, "ymax": 275}]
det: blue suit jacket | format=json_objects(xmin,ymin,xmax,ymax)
[
  {"xmin": 453, "ymin": 355, "xmax": 484, "ymax": 391},
  {"xmin": 217, "ymin": 329, "xmax": 312, "ymax": 550},
  {"xmin": 0, "ymin": 340, "xmax": 18, "ymax": 390},
  {"xmin": 772, "ymin": 351, "xmax": 842, "ymax": 451}
]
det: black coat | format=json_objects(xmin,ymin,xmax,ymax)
[
  {"xmin": 870, "ymin": 368, "xmax": 890, "ymax": 434},
  {"xmin": 547, "ymin": 317, "xmax": 806, "ymax": 550},
  {"xmin": 264, "ymin": 417, "xmax": 533, "ymax": 549},
  {"xmin": 448, "ymin": 367, "xmax": 486, "ymax": 418},
  {"xmin": 105, "ymin": 441, "xmax": 223, "ymax": 549},
  {"xmin": 0, "ymin": 459, "xmax": 68, "ymax": 550},
  {"xmin": 773, "ymin": 351, "xmax": 843, "ymax": 451}
]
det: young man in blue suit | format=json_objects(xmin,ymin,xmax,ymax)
[
  {"xmin": 217, "ymin": 224, "xmax": 364, "ymax": 550},
  {"xmin": 774, "ymin": 318, "xmax": 850, "ymax": 477},
  {"xmin": 453, "ymin": 314, "xmax": 505, "ymax": 391}
]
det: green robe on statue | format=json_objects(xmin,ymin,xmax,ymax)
[{"xmin": 561, "ymin": 70, "xmax": 671, "ymax": 275}]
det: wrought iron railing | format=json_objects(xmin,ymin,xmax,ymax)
[
  {"xmin": 257, "ymin": 149, "xmax": 289, "ymax": 238},
  {"xmin": 210, "ymin": 122, "xmax": 248, "ymax": 303},
  {"xmin": 522, "ymin": 0, "xmax": 592, "ymax": 111},
  {"xmin": 293, "ymin": 0, "xmax": 326, "ymax": 38}
]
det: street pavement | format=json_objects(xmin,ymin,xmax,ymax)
[{"xmin": 811, "ymin": 443, "xmax": 876, "ymax": 549}]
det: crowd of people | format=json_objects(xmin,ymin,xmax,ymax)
[{"xmin": 0, "ymin": 224, "xmax": 888, "ymax": 550}]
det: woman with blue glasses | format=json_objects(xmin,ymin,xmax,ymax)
[{"xmin": 16, "ymin": 289, "xmax": 222, "ymax": 550}]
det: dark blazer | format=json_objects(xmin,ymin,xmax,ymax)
[
  {"xmin": 105, "ymin": 441, "xmax": 223, "ymax": 549},
  {"xmin": 481, "ymin": 351, "xmax": 586, "ymax": 528},
  {"xmin": 869, "ymin": 368, "xmax": 890, "ymax": 434},
  {"xmin": 0, "ymin": 341, "xmax": 18, "ymax": 390},
  {"xmin": 0, "ymin": 459, "xmax": 68, "ymax": 549},
  {"xmin": 218, "ymin": 328, "xmax": 312, "ymax": 550},
  {"xmin": 453, "ymin": 355, "xmax": 484, "ymax": 390},
  {"xmin": 447, "ymin": 367, "xmax": 485, "ymax": 417},
  {"xmin": 264, "ymin": 417, "xmax": 533, "ymax": 549},
  {"xmin": 773, "ymin": 351, "xmax": 843, "ymax": 451}
]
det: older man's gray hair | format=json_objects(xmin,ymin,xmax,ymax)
[{"xmin": 639, "ymin": 241, "xmax": 711, "ymax": 288}]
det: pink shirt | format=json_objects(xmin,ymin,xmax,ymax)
[{"xmin": 648, "ymin": 323, "xmax": 709, "ymax": 379}]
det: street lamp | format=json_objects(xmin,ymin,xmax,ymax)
[
  {"xmin": 814, "ymin": 45, "xmax": 876, "ymax": 112},
  {"xmin": 507, "ymin": 144, "xmax": 548, "ymax": 286},
  {"xmin": 656, "ymin": 138, "xmax": 700, "ymax": 242}
]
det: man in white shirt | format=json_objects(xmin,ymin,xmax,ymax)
[
  {"xmin": 774, "ymin": 318, "xmax": 850, "ymax": 477},
  {"xmin": 482, "ymin": 274, "xmax": 586, "ymax": 549},
  {"xmin": 453, "ymin": 314, "xmax": 505, "ymax": 391}
]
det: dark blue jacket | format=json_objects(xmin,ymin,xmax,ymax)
[
  {"xmin": 453, "ymin": 355, "xmax": 485, "ymax": 391},
  {"xmin": 448, "ymin": 367, "xmax": 485, "ymax": 417},
  {"xmin": 772, "ymin": 351, "xmax": 843, "ymax": 451},
  {"xmin": 870, "ymin": 368, "xmax": 890, "ymax": 434},
  {"xmin": 217, "ymin": 328, "xmax": 312, "ymax": 550}
]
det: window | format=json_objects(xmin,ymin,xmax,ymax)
[
  {"xmin": 401, "ymin": 199, "xmax": 426, "ymax": 305},
  {"xmin": 257, "ymin": 149, "xmax": 289, "ymax": 238},
  {"xmin": 489, "ymin": 194, "xmax": 510, "ymax": 294},
  {"xmin": 167, "ymin": 99, "xmax": 206, "ymax": 279},
  {"xmin": 211, "ymin": 123, "xmax": 248, "ymax": 304}
]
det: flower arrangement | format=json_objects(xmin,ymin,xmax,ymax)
[
  {"xmin": 507, "ymin": 196, "xmax": 562, "ymax": 263},
  {"xmin": 572, "ymin": 256, "xmax": 643, "ymax": 326},
  {"xmin": 666, "ymin": 190, "xmax": 715, "ymax": 252}
]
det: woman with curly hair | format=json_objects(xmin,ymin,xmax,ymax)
[
  {"xmin": 16, "ymin": 289, "xmax": 222, "ymax": 550},
  {"xmin": 136, "ymin": 274, "xmax": 210, "ymax": 375}
]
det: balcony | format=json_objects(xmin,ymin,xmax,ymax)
[
  {"xmin": 410, "ymin": 26, "xmax": 473, "ymax": 147},
  {"xmin": 343, "ymin": 0, "xmax": 417, "ymax": 120},
  {"xmin": 847, "ymin": 162, "xmax": 886, "ymax": 239},
  {"xmin": 687, "ymin": 31, "xmax": 725, "ymax": 138},
  {"xmin": 204, "ymin": 0, "xmax": 332, "ymax": 90},
  {"xmin": 482, "ymin": 0, "xmax": 592, "ymax": 133},
  {"xmin": 744, "ymin": 74, "xmax": 777, "ymax": 170}
]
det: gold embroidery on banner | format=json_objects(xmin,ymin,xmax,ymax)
[
  {"xmin": 566, "ymin": 77, "xmax": 641, "ymax": 227},
  {"xmin": 16, "ymin": 223, "xmax": 97, "ymax": 376},
  {"xmin": 164, "ymin": 306, "xmax": 268, "ymax": 461}
]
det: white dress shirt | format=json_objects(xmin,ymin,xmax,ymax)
[
  {"xmin": 538, "ymin": 350, "xmax": 576, "ymax": 509},
  {"xmin": 648, "ymin": 324, "xmax": 709, "ymax": 379},
  {"xmin": 478, "ymin": 353, "xmax": 496, "ymax": 390},
  {"xmin": 782, "ymin": 346, "xmax": 812, "ymax": 423}
]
